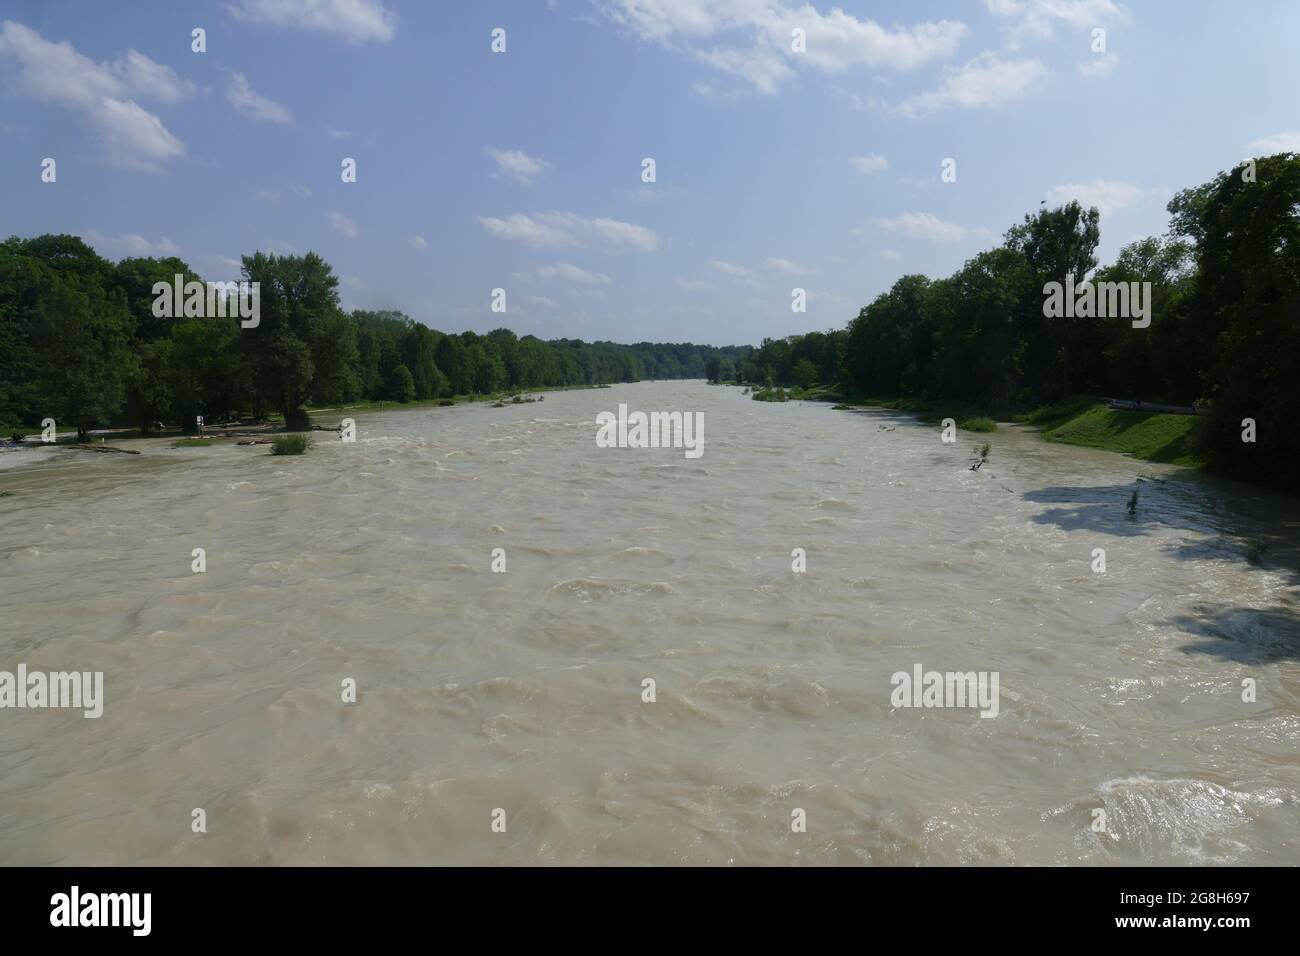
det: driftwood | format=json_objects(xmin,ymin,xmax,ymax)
[{"xmin": 237, "ymin": 439, "xmax": 274, "ymax": 446}]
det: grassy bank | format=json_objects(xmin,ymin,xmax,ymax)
[
  {"xmin": 1034, "ymin": 405, "xmax": 1202, "ymax": 466},
  {"xmin": 828, "ymin": 391, "xmax": 1203, "ymax": 467}
]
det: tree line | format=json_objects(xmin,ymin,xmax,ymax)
[
  {"xmin": 729, "ymin": 154, "xmax": 1300, "ymax": 489},
  {"xmin": 0, "ymin": 235, "xmax": 751, "ymax": 438}
]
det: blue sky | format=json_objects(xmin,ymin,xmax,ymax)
[{"xmin": 2, "ymin": 0, "xmax": 1298, "ymax": 346}]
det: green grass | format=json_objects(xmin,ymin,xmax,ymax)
[
  {"xmin": 1013, "ymin": 396, "xmax": 1098, "ymax": 429},
  {"xmin": 829, "ymin": 390, "xmax": 1203, "ymax": 468},
  {"xmin": 270, "ymin": 433, "xmax": 312, "ymax": 456},
  {"xmin": 172, "ymin": 438, "xmax": 213, "ymax": 447},
  {"xmin": 1041, "ymin": 405, "xmax": 1202, "ymax": 465}
]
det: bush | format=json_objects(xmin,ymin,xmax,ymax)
[
  {"xmin": 438, "ymin": 398, "xmax": 455, "ymax": 406},
  {"xmin": 960, "ymin": 417, "xmax": 998, "ymax": 433},
  {"xmin": 284, "ymin": 406, "xmax": 311, "ymax": 431},
  {"xmin": 271, "ymin": 434, "xmax": 312, "ymax": 455}
]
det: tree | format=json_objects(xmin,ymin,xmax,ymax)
[
  {"xmin": 434, "ymin": 334, "xmax": 467, "ymax": 395},
  {"xmin": 1173, "ymin": 154, "xmax": 1300, "ymax": 485},
  {"xmin": 843, "ymin": 275, "xmax": 931, "ymax": 396},
  {"xmin": 792, "ymin": 358, "xmax": 817, "ymax": 389},
  {"xmin": 1005, "ymin": 201, "xmax": 1102, "ymax": 399},
  {"xmin": 257, "ymin": 333, "xmax": 314, "ymax": 430},
  {"xmin": 241, "ymin": 251, "xmax": 341, "ymax": 427},
  {"xmin": 309, "ymin": 310, "xmax": 361, "ymax": 405},
  {"xmin": 387, "ymin": 363, "xmax": 416, "ymax": 402},
  {"xmin": 5, "ymin": 238, "xmax": 136, "ymax": 440},
  {"xmin": 166, "ymin": 317, "xmax": 244, "ymax": 425}
]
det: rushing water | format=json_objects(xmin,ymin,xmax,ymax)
[{"xmin": 1, "ymin": 381, "xmax": 1298, "ymax": 865}]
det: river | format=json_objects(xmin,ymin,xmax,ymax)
[{"xmin": 1, "ymin": 380, "xmax": 1297, "ymax": 865}]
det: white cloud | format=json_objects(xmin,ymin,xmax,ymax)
[
  {"xmin": 880, "ymin": 249, "xmax": 903, "ymax": 263},
  {"xmin": 1046, "ymin": 179, "xmax": 1142, "ymax": 217},
  {"xmin": 477, "ymin": 212, "xmax": 657, "ymax": 251},
  {"xmin": 328, "ymin": 210, "xmax": 359, "ymax": 238},
  {"xmin": 93, "ymin": 98, "xmax": 187, "ymax": 171},
  {"xmin": 677, "ymin": 278, "xmax": 710, "ymax": 291},
  {"xmin": 478, "ymin": 213, "xmax": 576, "ymax": 248},
  {"xmin": 766, "ymin": 256, "xmax": 809, "ymax": 275},
  {"xmin": 80, "ymin": 229, "xmax": 181, "ymax": 259},
  {"xmin": 1247, "ymin": 132, "xmax": 1300, "ymax": 155},
  {"xmin": 528, "ymin": 296, "xmax": 559, "ymax": 307},
  {"xmin": 712, "ymin": 259, "xmax": 753, "ymax": 277},
  {"xmin": 533, "ymin": 263, "xmax": 612, "ymax": 285},
  {"xmin": 896, "ymin": 52, "xmax": 1047, "ymax": 117},
  {"xmin": 226, "ymin": 71, "xmax": 293, "ymax": 123},
  {"xmin": 486, "ymin": 147, "xmax": 550, "ymax": 184},
  {"xmin": 227, "ymin": 0, "xmax": 396, "ymax": 43},
  {"xmin": 850, "ymin": 153, "xmax": 888, "ymax": 174},
  {"xmin": 408, "ymin": 235, "xmax": 428, "ymax": 250},
  {"xmin": 0, "ymin": 21, "xmax": 189, "ymax": 170},
  {"xmin": 290, "ymin": 184, "xmax": 312, "ymax": 197},
  {"xmin": 589, "ymin": 216, "xmax": 658, "ymax": 251},
  {"xmin": 342, "ymin": 275, "xmax": 364, "ymax": 289},
  {"xmin": 692, "ymin": 46, "xmax": 793, "ymax": 95},
  {"xmin": 877, "ymin": 212, "xmax": 969, "ymax": 242},
  {"xmin": 596, "ymin": 1, "xmax": 966, "ymax": 94},
  {"xmin": 255, "ymin": 189, "xmax": 282, "ymax": 202},
  {"xmin": 986, "ymin": 0, "xmax": 1128, "ymax": 46},
  {"xmin": 1079, "ymin": 52, "xmax": 1119, "ymax": 77},
  {"xmin": 328, "ymin": 128, "xmax": 352, "ymax": 138},
  {"xmin": 110, "ymin": 49, "xmax": 198, "ymax": 104}
]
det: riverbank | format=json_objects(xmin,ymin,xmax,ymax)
[
  {"xmin": 307, "ymin": 381, "xmax": 612, "ymax": 417},
  {"xmin": 821, "ymin": 391, "xmax": 1203, "ymax": 468},
  {"xmin": 0, "ymin": 381, "xmax": 617, "ymax": 449}
]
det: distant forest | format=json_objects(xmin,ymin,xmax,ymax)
[
  {"xmin": 2, "ymin": 155, "xmax": 1296, "ymax": 488},
  {"xmin": 0, "ymin": 235, "xmax": 751, "ymax": 435}
]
